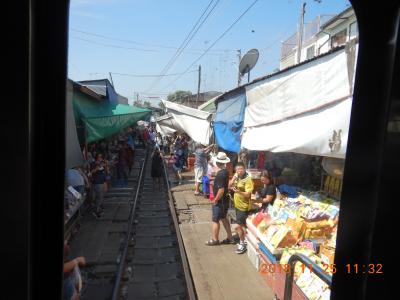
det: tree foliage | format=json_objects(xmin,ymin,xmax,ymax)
[
  {"xmin": 167, "ymin": 90, "xmax": 192, "ymax": 103},
  {"xmin": 143, "ymin": 100, "xmax": 152, "ymax": 108},
  {"xmin": 133, "ymin": 99, "xmax": 152, "ymax": 108},
  {"xmin": 133, "ymin": 99, "xmax": 143, "ymax": 107}
]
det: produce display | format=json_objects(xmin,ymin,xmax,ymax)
[{"xmin": 246, "ymin": 189, "xmax": 339, "ymax": 300}]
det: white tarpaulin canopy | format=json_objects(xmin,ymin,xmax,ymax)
[
  {"xmin": 242, "ymin": 97, "xmax": 352, "ymax": 158},
  {"xmin": 241, "ymin": 46, "xmax": 356, "ymax": 158},
  {"xmin": 163, "ymin": 100, "xmax": 212, "ymax": 145},
  {"xmin": 155, "ymin": 113, "xmax": 185, "ymax": 136}
]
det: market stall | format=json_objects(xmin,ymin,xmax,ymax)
[
  {"xmin": 245, "ymin": 188, "xmax": 339, "ymax": 300},
  {"xmin": 211, "ymin": 46, "xmax": 357, "ymax": 299}
]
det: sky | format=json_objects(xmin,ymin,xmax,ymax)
[{"xmin": 68, "ymin": 0, "xmax": 351, "ymax": 105}]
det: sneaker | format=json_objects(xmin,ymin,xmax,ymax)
[
  {"xmin": 235, "ymin": 242, "xmax": 247, "ymax": 254},
  {"xmin": 92, "ymin": 211, "xmax": 101, "ymax": 219}
]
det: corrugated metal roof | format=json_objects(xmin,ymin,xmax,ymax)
[
  {"xmin": 78, "ymin": 79, "xmax": 110, "ymax": 96},
  {"xmin": 83, "ymin": 85, "xmax": 107, "ymax": 96}
]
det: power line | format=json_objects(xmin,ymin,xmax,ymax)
[
  {"xmin": 146, "ymin": 0, "xmax": 218, "ymax": 92},
  {"xmin": 134, "ymin": 91, "xmax": 170, "ymax": 96},
  {"xmin": 146, "ymin": 0, "xmax": 220, "ymax": 92},
  {"xmin": 110, "ymin": 70, "xmax": 197, "ymax": 78},
  {"xmin": 70, "ymin": 27, "xmax": 235, "ymax": 53},
  {"xmin": 70, "ymin": 35, "xmax": 228, "ymax": 57},
  {"xmin": 160, "ymin": 0, "xmax": 260, "ymax": 92},
  {"xmin": 71, "ymin": 36, "xmax": 228, "ymax": 56},
  {"xmin": 70, "ymin": 36, "xmax": 159, "ymax": 52}
]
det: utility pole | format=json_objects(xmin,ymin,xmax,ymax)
[
  {"xmin": 196, "ymin": 65, "xmax": 201, "ymax": 107},
  {"xmin": 109, "ymin": 72, "xmax": 115, "ymax": 87},
  {"xmin": 237, "ymin": 49, "xmax": 242, "ymax": 86},
  {"xmin": 296, "ymin": 3, "xmax": 306, "ymax": 64}
]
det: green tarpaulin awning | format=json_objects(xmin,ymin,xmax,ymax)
[{"xmin": 73, "ymin": 91, "xmax": 152, "ymax": 143}]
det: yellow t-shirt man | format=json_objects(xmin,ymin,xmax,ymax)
[{"xmin": 233, "ymin": 173, "xmax": 254, "ymax": 211}]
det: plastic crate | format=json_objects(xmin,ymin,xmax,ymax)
[{"xmin": 247, "ymin": 240, "xmax": 260, "ymax": 271}]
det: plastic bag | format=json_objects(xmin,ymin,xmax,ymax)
[{"xmin": 73, "ymin": 265, "xmax": 82, "ymax": 293}]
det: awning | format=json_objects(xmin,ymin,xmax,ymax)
[
  {"xmin": 197, "ymin": 95, "xmax": 220, "ymax": 113},
  {"xmin": 241, "ymin": 47, "xmax": 355, "ymax": 158},
  {"xmin": 155, "ymin": 113, "xmax": 185, "ymax": 136},
  {"xmin": 244, "ymin": 49, "xmax": 351, "ymax": 128},
  {"xmin": 163, "ymin": 100, "xmax": 212, "ymax": 145},
  {"xmin": 214, "ymin": 92, "xmax": 246, "ymax": 153},
  {"xmin": 73, "ymin": 91, "xmax": 152, "ymax": 143},
  {"xmin": 241, "ymin": 97, "xmax": 352, "ymax": 158},
  {"xmin": 66, "ymin": 81, "xmax": 84, "ymax": 169}
]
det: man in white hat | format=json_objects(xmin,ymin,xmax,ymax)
[{"xmin": 205, "ymin": 152, "xmax": 235, "ymax": 246}]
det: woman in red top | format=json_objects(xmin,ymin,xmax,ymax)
[{"xmin": 257, "ymin": 152, "xmax": 266, "ymax": 170}]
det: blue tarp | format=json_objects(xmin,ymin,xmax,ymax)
[{"xmin": 214, "ymin": 92, "xmax": 246, "ymax": 153}]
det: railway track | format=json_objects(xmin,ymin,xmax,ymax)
[{"xmin": 109, "ymin": 148, "xmax": 196, "ymax": 300}]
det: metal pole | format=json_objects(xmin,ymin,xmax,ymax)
[
  {"xmin": 237, "ymin": 49, "xmax": 242, "ymax": 86},
  {"xmin": 196, "ymin": 65, "xmax": 201, "ymax": 107},
  {"xmin": 296, "ymin": 3, "xmax": 306, "ymax": 64},
  {"xmin": 109, "ymin": 72, "xmax": 115, "ymax": 87}
]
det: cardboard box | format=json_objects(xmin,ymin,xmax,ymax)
[
  {"xmin": 319, "ymin": 244, "xmax": 336, "ymax": 265},
  {"xmin": 286, "ymin": 217, "xmax": 305, "ymax": 239},
  {"xmin": 277, "ymin": 231, "xmax": 298, "ymax": 248},
  {"xmin": 299, "ymin": 219, "xmax": 332, "ymax": 240}
]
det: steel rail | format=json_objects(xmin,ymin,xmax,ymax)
[
  {"xmin": 162, "ymin": 157, "xmax": 197, "ymax": 300},
  {"xmin": 110, "ymin": 149, "xmax": 149, "ymax": 300}
]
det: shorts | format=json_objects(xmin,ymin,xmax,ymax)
[
  {"xmin": 212, "ymin": 200, "xmax": 229, "ymax": 222},
  {"xmin": 63, "ymin": 277, "xmax": 75, "ymax": 300},
  {"xmin": 235, "ymin": 208, "xmax": 249, "ymax": 226},
  {"xmin": 194, "ymin": 166, "xmax": 204, "ymax": 183}
]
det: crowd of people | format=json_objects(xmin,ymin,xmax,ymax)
[
  {"xmin": 63, "ymin": 122, "xmax": 284, "ymax": 299},
  {"xmin": 65, "ymin": 123, "xmax": 196, "ymax": 222},
  {"xmin": 63, "ymin": 124, "xmax": 170, "ymax": 300}
]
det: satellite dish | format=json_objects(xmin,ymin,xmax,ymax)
[
  {"xmin": 239, "ymin": 48, "xmax": 259, "ymax": 83},
  {"xmin": 322, "ymin": 157, "xmax": 345, "ymax": 179}
]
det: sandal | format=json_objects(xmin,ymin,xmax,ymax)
[
  {"xmin": 221, "ymin": 238, "xmax": 236, "ymax": 245},
  {"xmin": 205, "ymin": 239, "xmax": 219, "ymax": 246}
]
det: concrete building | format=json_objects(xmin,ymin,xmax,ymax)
[{"xmin": 280, "ymin": 7, "xmax": 358, "ymax": 70}]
